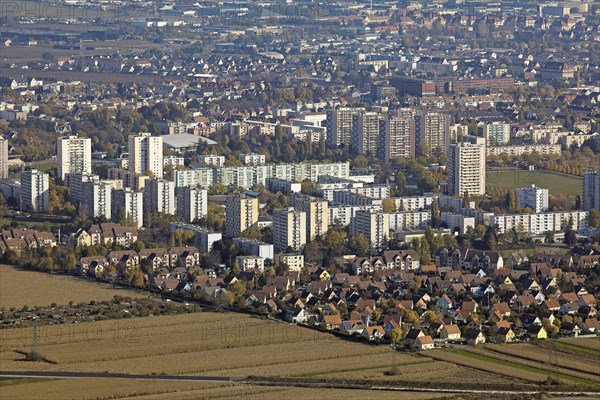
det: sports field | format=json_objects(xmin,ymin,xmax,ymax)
[{"xmin": 486, "ymin": 170, "xmax": 582, "ymax": 196}]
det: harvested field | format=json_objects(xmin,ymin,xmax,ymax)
[
  {"xmin": 2, "ymin": 310, "xmax": 598, "ymax": 398},
  {"xmin": 0, "ymin": 378, "xmax": 448, "ymax": 400},
  {"xmin": 463, "ymin": 347, "xmax": 600, "ymax": 386},
  {"xmin": 427, "ymin": 348, "xmax": 549, "ymax": 383},
  {"xmin": 485, "ymin": 342, "xmax": 600, "ymax": 378},
  {"xmin": 0, "ymin": 264, "xmax": 147, "ymax": 309},
  {"xmin": 560, "ymin": 337, "xmax": 600, "ymax": 352}
]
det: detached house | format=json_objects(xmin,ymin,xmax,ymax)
[{"xmin": 440, "ymin": 324, "xmax": 461, "ymax": 341}]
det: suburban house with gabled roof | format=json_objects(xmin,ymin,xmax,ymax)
[{"xmin": 440, "ymin": 324, "xmax": 461, "ymax": 341}]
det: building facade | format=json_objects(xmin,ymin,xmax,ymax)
[
  {"xmin": 128, "ymin": 133, "xmax": 163, "ymax": 178},
  {"xmin": 143, "ymin": 179, "xmax": 175, "ymax": 215},
  {"xmin": 448, "ymin": 142, "xmax": 486, "ymax": 196},
  {"xmin": 351, "ymin": 208, "xmax": 390, "ymax": 251},
  {"xmin": 175, "ymin": 186, "xmax": 208, "ymax": 223},
  {"xmin": 225, "ymin": 194, "xmax": 259, "ymax": 237},
  {"xmin": 273, "ymin": 208, "xmax": 307, "ymax": 253},
  {"xmin": 20, "ymin": 169, "xmax": 49, "ymax": 212},
  {"xmin": 112, "ymin": 188, "xmax": 144, "ymax": 228},
  {"xmin": 57, "ymin": 136, "xmax": 92, "ymax": 180},
  {"xmin": 583, "ymin": 172, "xmax": 600, "ymax": 212},
  {"xmin": 514, "ymin": 185, "xmax": 549, "ymax": 213}
]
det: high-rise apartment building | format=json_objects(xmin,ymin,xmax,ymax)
[
  {"xmin": 293, "ymin": 195, "xmax": 328, "ymax": 241},
  {"xmin": 20, "ymin": 169, "xmax": 49, "ymax": 212},
  {"xmin": 352, "ymin": 111, "xmax": 381, "ymax": 156},
  {"xmin": 65, "ymin": 172, "xmax": 99, "ymax": 203},
  {"xmin": 380, "ymin": 115, "xmax": 416, "ymax": 162},
  {"xmin": 175, "ymin": 186, "xmax": 208, "ymax": 223},
  {"xmin": 273, "ymin": 208, "xmax": 307, "ymax": 253},
  {"xmin": 514, "ymin": 185, "xmax": 549, "ymax": 213},
  {"xmin": 481, "ymin": 121, "xmax": 511, "ymax": 146},
  {"xmin": 128, "ymin": 133, "xmax": 163, "ymax": 178},
  {"xmin": 143, "ymin": 178, "xmax": 175, "ymax": 215},
  {"xmin": 225, "ymin": 194, "xmax": 259, "ymax": 237},
  {"xmin": 112, "ymin": 188, "xmax": 144, "ymax": 228},
  {"xmin": 82, "ymin": 181, "xmax": 112, "ymax": 220},
  {"xmin": 415, "ymin": 112, "xmax": 450, "ymax": 155},
  {"xmin": 57, "ymin": 136, "xmax": 92, "ymax": 180},
  {"xmin": 583, "ymin": 172, "xmax": 600, "ymax": 211},
  {"xmin": 0, "ymin": 137, "xmax": 8, "ymax": 179},
  {"xmin": 351, "ymin": 208, "xmax": 389, "ymax": 251},
  {"xmin": 326, "ymin": 107, "xmax": 365, "ymax": 148},
  {"xmin": 448, "ymin": 142, "xmax": 486, "ymax": 196}
]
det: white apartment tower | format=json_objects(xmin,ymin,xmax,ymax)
[
  {"xmin": 583, "ymin": 172, "xmax": 600, "ymax": 211},
  {"xmin": 351, "ymin": 208, "xmax": 390, "ymax": 251},
  {"xmin": 82, "ymin": 181, "xmax": 112, "ymax": 220},
  {"xmin": 448, "ymin": 142, "xmax": 486, "ymax": 196},
  {"xmin": 128, "ymin": 133, "xmax": 163, "ymax": 178},
  {"xmin": 225, "ymin": 194, "xmax": 259, "ymax": 237},
  {"xmin": 352, "ymin": 111, "xmax": 381, "ymax": 156},
  {"xmin": 143, "ymin": 179, "xmax": 175, "ymax": 215},
  {"xmin": 0, "ymin": 137, "xmax": 8, "ymax": 179},
  {"xmin": 326, "ymin": 107, "xmax": 365, "ymax": 148},
  {"xmin": 57, "ymin": 136, "xmax": 92, "ymax": 180},
  {"xmin": 175, "ymin": 186, "xmax": 208, "ymax": 223},
  {"xmin": 294, "ymin": 195, "xmax": 329, "ymax": 240},
  {"xmin": 380, "ymin": 115, "xmax": 416, "ymax": 162},
  {"xmin": 514, "ymin": 185, "xmax": 549, "ymax": 213},
  {"xmin": 20, "ymin": 169, "xmax": 49, "ymax": 212},
  {"xmin": 273, "ymin": 208, "xmax": 307, "ymax": 253},
  {"xmin": 112, "ymin": 188, "xmax": 144, "ymax": 228},
  {"xmin": 415, "ymin": 112, "xmax": 450, "ymax": 155}
]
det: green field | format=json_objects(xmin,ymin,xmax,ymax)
[{"xmin": 486, "ymin": 170, "xmax": 582, "ymax": 196}]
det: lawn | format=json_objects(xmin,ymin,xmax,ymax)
[
  {"xmin": 0, "ymin": 264, "xmax": 147, "ymax": 309},
  {"xmin": 486, "ymin": 170, "xmax": 582, "ymax": 196}
]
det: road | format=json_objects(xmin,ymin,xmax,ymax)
[{"xmin": 1, "ymin": 370, "xmax": 599, "ymax": 397}]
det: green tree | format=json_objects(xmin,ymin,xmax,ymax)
[
  {"xmin": 382, "ymin": 198, "xmax": 396, "ymax": 213},
  {"xmin": 403, "ymin": 309, "xmax": 418, "ymax": 326},
  {"xmin": 563, "ymin": 219, "xmax": 577, "ymax": 246},
  {"xmin": 431, "ymin": 200, "xmax": 441, "ymax": 228},
  {"xmin": 348, "ymin": 234, "xmax": 371, "ymax": 257}
]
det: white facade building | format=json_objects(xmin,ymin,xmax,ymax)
[
  {"xmin": 175, "ymin": 186, "xmax": 208, "ymax": 223},
  {"xmin": 273, "ymin": 208, "xmax": 307, "ymax": 253},
  {"xmin": 112, "ymin": 188, "xmax": 144, "ymax": 228},
  {"xmin": 20, "ymin": 169, "xmax": 49, "ymax": 212},
  {"xmin": 514, "ymin": 185, "xmax": 549, "ymax": 213},
  {"xmin": 128, "ymin": 133, "xmax": 163, "ymax": 178},
  {"xmin": 143, "ymin": 179, "xmax": 175, "ymax": 215},
  {"xmin": 57, "ymin": 136, "xmax": 92, "ymax": 180}
]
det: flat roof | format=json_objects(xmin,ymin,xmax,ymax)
[{"xmin": 161, "ymin": 134, "xmax": 216, "ymax": 149}]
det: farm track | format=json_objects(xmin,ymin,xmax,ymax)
[{"xmin": 1, "ymin": 370, "xmax": 600, "ymax": 397}]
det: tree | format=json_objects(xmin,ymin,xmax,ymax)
[
  {"xmin": 64, "ymin": 251, "xmax": 77, "ymax": 272},
  {"xmin": 431, "ymin": 200, "xmax": 441, "ymax": 228},
  {"xmin": 402, "ymin": 309, "xmax": 418, "ymax": 326},
  {"xmin": 228, "ymin": 281, "xmax": 246, "ymax": 297},
  {"xmin": 390, "ymin": 327, "xmax": 403, "ymax": 343},
  {"xmin": 483, "ymin": 226, "xmax": 498, "ymax": 251},
  {"xmin": 563, "ymin": 219, "xmax": 577, "ymax": 246},
  {"xmin": 463, "ymin": 191, "xmax": 471, "ymax": 208},
  {"xmin": 419, "ymin": 238, "xmax": 431, "ymax": 264},
  {"xmin": 382, "ymin": 198, "xmax": 396, "ymax": 213},
  {"xmin": 423, "ymin": 311, "xmax": 439, "ymax": 324},
  {"xmin": 348, "ymin": 234, "xmax": 371, "ymax": 257}
]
